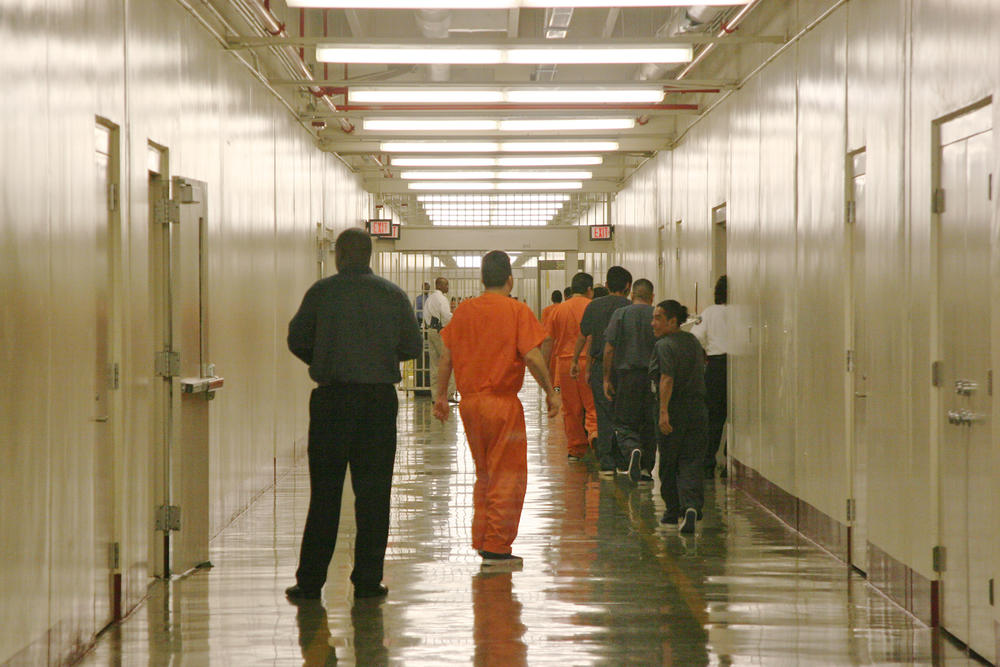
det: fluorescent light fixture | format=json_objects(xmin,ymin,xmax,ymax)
[
  {"xmin": 318, "ymin": 44, "xmax": 691, "ymax": 65},
  {"xmin": 409, "ymin": 181, "xmax": 582, "ymax": 190},
  {"xmin": 382, "ymin": 140, "xmax": 617, "ymax": 153},
  {"xmin": 498, "ymin": 118, "xmax": 634, "ymax": 131},
  {"xmin": 422, "ymin": 203, "xmax": 564, "ymax": 210},
  {"xmin": 364, "ymin": 118, "xmax": 497, "ymax": 132},
  {"xmin": 366, "ymin": 118, "xmax": 633, "ymax": 132},
  {"xmin": 391, "ymin": 156, "xmax": 602, "ymax": 167},
  {"xmin": 292, "ymin": 1, "xmax": 747, "ymax": 9},
  {"xmin": 350, "ymin": 87, "xmax": 663, "ymax": 106},
  {"xmin": 417, "ymin": 194, "xmax": 570, "ymax": 202},
  {"xmin": 401, "ymin": 170, "xmax": 591, "ymax": 180}
]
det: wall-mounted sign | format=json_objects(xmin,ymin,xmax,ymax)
[
  {"xmin": 386, "ymin": 223, "xmax": 401, "ymax": 240},
  {"xmin": 368, "ymin": 219, "xmax": 393, "ymax": 236},
  {"xmin": 589, "ymin": 224, "xmax": 614, "ymax": 241}
]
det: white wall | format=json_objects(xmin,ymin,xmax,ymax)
[
  {"xmin": 611, "ymin": 0, "xmax": 999, "ymax": 642},
  {"xmin": 0, "ymin": 0, "xmax": 366, "ymax": 662}
]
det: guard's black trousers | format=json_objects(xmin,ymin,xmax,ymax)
[
  {"xmin": 657, "ymin": 401, "xmax": 708, "ymax": 516},
  {"xmin": 704, "ymin": 354, "xmax": 728, "ymax": 472},
  {"xmin": 295, "ymin": 382, "xmax": 398, "ymax": 592}
]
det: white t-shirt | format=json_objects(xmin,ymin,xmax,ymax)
[
  {"xmin": 423, "ymin": 290, "xmax": 452, "ymax": 328},
  {"xmin": 690, "ymin": 304, "xmax": 730, "ymax": 356}
]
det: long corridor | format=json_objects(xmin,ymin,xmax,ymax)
[{"xmin": 81, "ymin": 383, "xmax": 969, "ymax": 666}]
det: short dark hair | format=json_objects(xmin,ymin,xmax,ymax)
[
  {"xmin": 632, "ymin": 278, "xmax": 653, "ymax": 301},
  {"xmin": 481, "ymin": 250, "xmax": 511, "ymax": 288},
  {"xmin": 435, "ymin": 276, "xmax": 448, "ymax": 290},
  {"xmin": 563, "ymin": 286, "xmax": 573, "ymax": 299},
  {"xmin": 593, "ymin": 286, "xmax": 609, "ymax": 298},
  {"xmin": 570, "ymin": 272, "xmax": 593, "ymax": 295},
  {"xmin": 657, "ymin": 299, "xmax": 689, "ymax": 325},
  {"xmin": 550, "ymin": 290, "xmax": 563, "ymax": 304},
  {"xmin": 334, "ymin": 227, "xmax": 372, "ymax": 270},
  {"xmin": 714, "ymin": 275, "xmax": 727, "ymax": 305},
  {"xmin": 605, "ymin": 266, "xmax": 632, "ymax": 293}
]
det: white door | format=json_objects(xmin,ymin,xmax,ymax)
[
  {"xmin": 848, "ymin": 150, "xmax": 869, "ymax": 574},
  {"xmin": 938, "ymin": 105, "xmax": 994, "ymax": 663}
]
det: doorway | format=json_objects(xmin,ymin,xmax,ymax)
[
  {"xmin": 935, "ymin": 100, "xmax": 994, "ymax": 663},
  {"xmin": 846, "ymin": 148, "xmax": 869, "ymax": 575},
  {"xmin": 711, "ymin": 202, "xmax": 727, "ymax": 286}
]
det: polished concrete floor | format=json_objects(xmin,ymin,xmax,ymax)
[{"xmin": 81, "ymin": 383, "xmax": 977, "ymax": 666}]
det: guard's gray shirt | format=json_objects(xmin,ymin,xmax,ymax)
[
  {"xmin": 650, "ymin": 331, "xmax": 706, "ymax": 409},
  {"xmin": 604, "ymin": 303, "xmax": 655, "ymax": 371},
  {"xmin": 288, "ymin": 266, "xmax": 422, "ymax": 385}
]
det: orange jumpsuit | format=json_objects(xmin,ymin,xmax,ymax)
[
  {"xmin": 441, "ymin": 293, "xmax": 548, "ymax": 555},
  {"xmin": 540, "ymin": 303, "xmax": 560, "ymax": 390},
  {"xmin": 545, "ymin": 295, "xmax": 597, "ymax": 458}
]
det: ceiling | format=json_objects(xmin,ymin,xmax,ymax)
[{"xmin": 198, "ymin": 1, "xmax": 792, "ymax": 226}]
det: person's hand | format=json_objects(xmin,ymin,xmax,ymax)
[
  {"xmin": 546, "ymin": 391, "xmax": 562, "ymax": 419},
  {"xmin": 659, "ymin": 413, "xmax": 672, "ymax": 435},
  {"xmin": 569, "ymin": 362, "xmax": 579, "ymax": 379},
  {"xmin": 433, "ymin": 397, "xmax": 450, "ymax": 422},
  {"xmin": 603, "ymin": 378, "xmax": 614, "ymax": 401}
]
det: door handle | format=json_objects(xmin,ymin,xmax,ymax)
[
  {"xmin": 92, "ymin": 416, "xmax": 110, "ymax": 423},
  {"xmin": 854, "ymin": 392, "xmax": 867, "ymax": 398},
  {"xmin": 947, "ymin": 410, "xmax": 963, "ymax": 425}
]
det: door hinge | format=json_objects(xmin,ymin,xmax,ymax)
[
  {"xmin": 845, "ymin": 200, "xmax": 856, "ymax": 224},
  {"xmin": 932, "ymin": 545, "xmax": 946, "ymax": 573},
  {"xmin": 990, "ymin": 578, "xmax": 995, "ymax": 606},
  {"xmin": 988, "ymin": 173, "xmax": 993, "ymax": 201},
  {"xmin": 110, "ymin": 542, "xmax": 120, "ymax": 570},
  {"xmin": 846, "ymin": 349, "xmax": 855, "ymax": 373},
  {"xmin": 931, "ymin": 361, "xmax": 943, "ymax": 387},
  {"xmin": 846, "ymin": 498, "xmax": 856, "ymax": 522},
  {"xmin": 107, "ymin": 182, "xmax": 119, "ymax": 212},
  {"xmin": 155, "ymin": 505, "xmax": 181, "ymax": 532},
  {"xmin": 153, "ymin": 198, "xmax": 179, "ymax": 225},
  {"xmin": 988, "ymin": 370, "xmax": 993, "ymax": 397},
  {"xmin": 155, "ymin": 350, "xmax": 180, "ymax": 378},
  {"xmin": 110, "ymin": 362, "xmax": 120, "ymax": 390},
  {"xmin": 932, "ymin": 188, "xmax": 946, "ymax": 214}
]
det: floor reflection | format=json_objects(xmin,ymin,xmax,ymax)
[{"xmin": 79, "ymin": 383, "xmax": 978, "ymax": 666}]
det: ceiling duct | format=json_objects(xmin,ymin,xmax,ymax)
[
  {"xmin": 533, "ymin": 7, "xmax": 574, "ymax": 82},
  {"xmin": 416, "ymin": 9, "xmax": 452, "ymax": 82},
  {"xmin": 636, "ymin": 5, "xmax": 724, "ymax": 81}
]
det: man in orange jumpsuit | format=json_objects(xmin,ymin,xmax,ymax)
[
  {"xmin": 546, "ymin": 272, "xmax": 597, "ymax": 461},
  {"xmin": 433, "ymin": 251, "xmax": 561, "ymax": 566},
  {"xmin": 539, "ymin": 289, "xmax": 563, "ymax": 393}
]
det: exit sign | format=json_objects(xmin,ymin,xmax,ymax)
[
  {"xmin": 368, "ymin": 219, "xmax": 393, "ymax": 236},
  {"xmin": 590, "ymin": 225, "xmax": 614, "ymax": 241}
]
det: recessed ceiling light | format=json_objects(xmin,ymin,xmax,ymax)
[{"xmin": 317, "ymin": 44, "xmax": 692, "ymax": 65}]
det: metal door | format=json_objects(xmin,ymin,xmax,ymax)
[
  {"xmin": 937, "ymin": 105, "xmax": 994, "ymax": 662},
  {"xmin": 93, "ymin": 121, "xmax": 117, "ymax": 628},
  {"xmin": 848, "ymin": 150, "xmax": 869, "ymax": 574}
]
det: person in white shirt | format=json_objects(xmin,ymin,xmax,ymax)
[
  {"xmin": 424, "ymin": 277, "xmax": 456, "ymax": 403},
  {"xmin": 690, "ymin": 275, "xmax": 730, "ymax": 478}
]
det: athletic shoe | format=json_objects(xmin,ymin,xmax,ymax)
[
  {"xmin": 638, "ymin": 471, "xmax": 654, "ymax": 483},
  {"xmin": 680, "ymin": 508, "xmax": 698, "ymax": 534},
  {"xmin": 285, "ymin": 584, "xmax": 321, "ymax": 601},
  {"xmin": 354, "ymin": 584, "xmax": 388, "ymax": 599},
  {"xmin": 599, "ymin": 467, "xmax": 616, "ymax": 477},
  {"xmin": 660, "ymin": 511, "xmax": 678, "ymax": 526},
  {"xmin": 627, "ymin": 448, "xmax": 642, "ymax": 483},
  {"xmin": 567, "ymin": 454, "xmax": 584, "ymax": 462},
  {"xmin": 480, "ymin": 551, "xmax": 524, "ymax": 567},
  {"xmin": 616, "ymin": 467, "xmax": 629, "ymax": 476}
]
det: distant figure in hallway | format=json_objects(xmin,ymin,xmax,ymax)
[
  {"xmin": 433, "ymin": 251, "xmax": 560, "ymax": 566},
  {"xmin": 424, "ymin": 276, "xmax": 456, "ymax": 404},
  {"xmin": 547, "ymin": 272, "xmax": 597, "ymax": 461},
  {"xmin": 651, "ymin": 300, "xmax": 708, "ymax": 534},
  {"xmin": 603, "ymin": 278, "xmax": 657, "ymax": 483},
  {"xmin": 574, "ymin": 266, "xmax": 632, "ymax": 475},
  {"xmin": 415, "ymin": 281, "xmax": 431, "ymax": 322},
  {"xmin": 285, "ymin": 228, "xmax": 422, "ymax": 601},
  {"xmin": 691, "ymin": 275, "xmax": 730, "ymax": 478},
  {"xmin": 540, "ymin": 290, "xmax": 563, "ymax": 393}
]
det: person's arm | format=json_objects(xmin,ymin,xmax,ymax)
[
  {"xmin": 398, "ymin": 295, "xmax": 423, "ymax": 361},
  {"xmin": 432, "ymin": 347, "xmax": 454, "ymax": 422},
  {"xmin": 602, "ymin": 342, "xmax": 616, "ymax": 400},
  {"xmin": 287, "ymin": 286, "xmax": 318, "ymax": 365},
  {"xmin": 525, "ymin": 346, "xmax": 561, "ymax": 419},
  {"xmin": 569, "ymin": 332, "xmax": 588, "ymax": 379},
  {"xmin": 658, "ymin": 374, "xmax": 674, "ymax": 435},
  {"xmin": 540, "ymin": 338, "xmax": 553, "ymax": 365}
]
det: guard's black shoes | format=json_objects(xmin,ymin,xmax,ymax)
[
  {"xmin": 285, "ymin": 584, "xmax": 321, "ymax": 601},
  {"xmin": 680, "ymin": 508, "xmax": 698, "ymax": 534},
  {"xmin": 354, "ymin": 584, "xmax": 389, "ymax": 599}
]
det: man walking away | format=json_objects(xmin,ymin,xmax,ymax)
[
  {"xmin": 546, "ymin": 272, "xmax": 596, "ymax": 461},
  {"xmin": 691, "ymin": 275, "xmax": 730, "ymax": 478},
  {"xmin": 285, "ymin": 228, "xmax": 422, "ymax": 601},
  {"xmin": 433, "ymin": 251, "xmax": 560, "ymax": 566},
  {"xmin": 540, "ymin": 290, "xmax": 563, "ymax": 393},
  {"xmin": 650, "ymin": 300, "xmax": 708, "ymax": 534},
  {"xmin": 572, "ymin": 266, "xmax": 632, "ymax": 475},
  {"xmin": 603, "ymin": 278, "xmax": 657, "ymax": 484},
  {"xmin": 424, "ymin": 276, "xmax": 456, "ymax": 403}
]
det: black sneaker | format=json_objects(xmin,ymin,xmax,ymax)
[
  {"xmin": 638, "ymin": 471, "xmax": 654, "ymax": 483},
  {"xmin": 567, "ymin": 454, "xmax": 583, "ymax": 462},
  {"xmin": 354, "ymin": 584, "xmax": 388, "ymax": 599},
  {"xmin": 680, "ymin": 508, "xmax": 697, "ymax": 534},
  {"xmin": 627, "ymin": 448, "xmax": 642, "ymax": 483},
  {"xmin": 479, "ymin": 551, "xmax": 524, "ymax": 567},
  {"xmin": 598, "ymin": 467, "xmax": 616, "ymax": 477},
  {"xmin": 660, "ymin": 511, "xmax": 678, "ymax": 526},
  {"xmin": 285, "ymin": 584, "xmax": 321, "ymax": 601}
]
